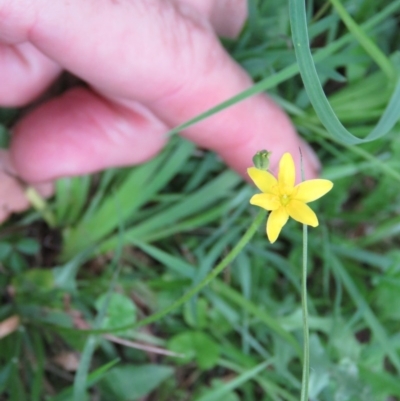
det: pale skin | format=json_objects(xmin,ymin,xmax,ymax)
[{"xmin": 0, "ymin": 0, "xmax": 320, "ymax": 223}]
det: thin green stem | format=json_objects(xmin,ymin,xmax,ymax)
[
  {"xmin": 135, "ymin": 210, "xmax": 266, "ymax": 329},
  {"xmin": 43, "ymin": 210, "xmax": 266, "ymax": 334},
  {"xmin": 300, "ymin": 224, "xmax": 310, "ymax": 401},
  {"xmin": 52, "ymin": 209, "xmax": 266, "ymax": 336},
  {"xmin": 299, "ymin": 151, "xmax": 310, "ymax": 401}
]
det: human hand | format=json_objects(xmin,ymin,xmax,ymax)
[{"xmin": 0, "ymin": 0, "xmax": 320, "ymax": 223}]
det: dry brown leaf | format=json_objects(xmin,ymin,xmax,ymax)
[
  {"xmin": 0, "ymin": 315, "xmax": 20, "ymax": 339},
  {"xmin": 52, "ymin": 351, "xmax": 81, "ymax": 372}
]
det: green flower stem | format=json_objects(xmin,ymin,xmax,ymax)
[
  {"xmin": 300, "ymin": 223, "xmax": 310, "ymax": 401},
  {"xmin": 299, "ymin": 149, "xmax": 310, "ymax": 401},
  {"xmin": 134, "ymin": 210, "xmax": 266, "ymax": 329},
  {"xmin": 44, "ymin": 210, "xmax": 266, "ymax": 337}
]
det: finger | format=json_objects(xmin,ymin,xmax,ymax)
[
  {"xmin": 1, "ymin": 0, "xmax": 319, "ymax": 179},
  {"xmin": 10, "ymin": 87, "xmax": 168, "ymax": 182},
  {"xmin": 189, "ymin": 93, "xmax": 322, "ymax": 181},
  {"xmin": 178, "ymin": 0, "xmax": 247, "ymax": 38},
  {"xmin": 0, "ymin": 150, "xmax": 53, "ymax": 223},
  {"xmin": 0, "ymin": 42, "xmax": 61, "ymax": 106}
]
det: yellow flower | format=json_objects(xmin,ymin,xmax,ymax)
[{"xmin": 248, "ymin": 152, "xmax": 333, "ymax": 243}]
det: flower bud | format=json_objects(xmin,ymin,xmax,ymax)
[{"xmin": 252, "ymin": 150, "xmax": 272, "ymax": 171}]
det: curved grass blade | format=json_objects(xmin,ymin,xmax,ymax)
[
  {"xmin": 289, "ymin": 0, "xmax": 400, "ymax": 145},
  {"xmin": 166, "ymin": 0, "xmax": 400, "ymax": 138}
]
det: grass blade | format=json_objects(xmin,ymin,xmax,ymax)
[
  {"xmin": 289, "ymin": 0, "xmax": 400, "ymax": 145},
  {"xmin": 330, "ymin": 254, "xmax": 400, "ymax": 373},
  {"xmin": 166, "ymin": 0, "xmax": 400, "ymax": 137},
  {"xmin": 194, "ymin": 361, "xmax": 271, "ymax": 401}
]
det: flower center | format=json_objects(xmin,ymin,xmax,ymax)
[{"xmin": 280, "ymin": 194, "xmax": 291, "ymax": 206}]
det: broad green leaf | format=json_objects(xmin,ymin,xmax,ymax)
[
  {"xmin": 101, "ymin": 364, "xmax": 173, "ymax": 400},
  {"xmin": 168, "ymin": 331, "xmax": 220, "ymax": 370},
  {"xmin": 95, "ymin": 292, "xmax": 136, "ymax": 333}
]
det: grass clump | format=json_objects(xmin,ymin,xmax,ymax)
[{"xmin": 1, "ymin": 1, "xmax": 400, "ymax": 400}]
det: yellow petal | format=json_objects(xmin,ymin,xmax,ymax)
[
  {"xmin": 267, "ymin": 207, "xmax": 289, "ymax": 243},
  {"xmin": 250, "ymin": 193, "xmax": 280, "ymax": 211},
  {"xmin": 247, "ymin": 167, "xmax": 278, "ymax": 194},
  {"xmin": 278, "ymin": 153, "xmax": 295, "ymax": 190},
  {"xmin": 294, "ymin": 179, "xmax": 333, "ymax": 203},
  {"xmin": 286, "ymin": 200, "xmax": 318, "ymax": 227}
]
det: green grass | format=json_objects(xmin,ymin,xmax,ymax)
[{"xmin": 1, "ymin": 0, "xmax": 400, "ymax": 400}]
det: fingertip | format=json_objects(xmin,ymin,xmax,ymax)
[
  {"xmin": 206, "ymin": 94, "xmax": 320, "ymax": 183},
  {"xmin": 10, "ymin": 88, "xmax": 168, "ymax": 182}
]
